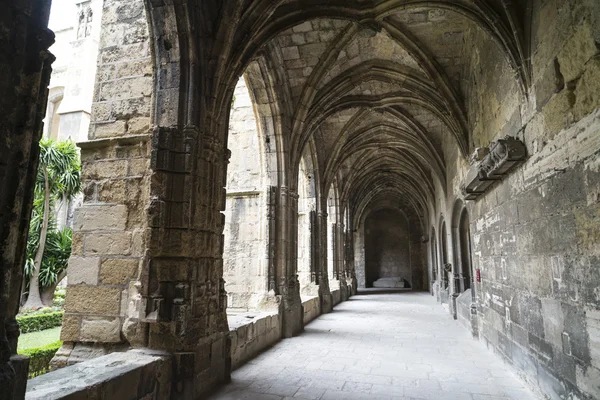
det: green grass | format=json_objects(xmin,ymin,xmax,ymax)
[{"xmin": 18, "ymin": 327, "xmax": 62, "ymax": 352}]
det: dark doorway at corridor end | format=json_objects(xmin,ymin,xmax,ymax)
[{"xmin": 364, "ymin": 209, "xmax": 425, "ymax": 289}]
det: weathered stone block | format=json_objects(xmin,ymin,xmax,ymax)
[
  {"xmin": 557, "ymin": 22, "xmax": 598, "ymax": 83},
  {"xmin": 93, "ymin": 120, "xmax": 127, "ymax": 138},
  {"xmin": 80, "ymin": 317, "xmax": 122, "ymax": 342},
  {"xmin": 72, "ymin": 233, "xmax": 84, "ymax": 256},
  {"xmin": 73, "ymin": 204, "xmax": 128, "ymax": 232},
  {"xmin": 100, "ymin": 258, "xmax": 139, "ymax": 285},
  {"xmin": 85, "ymin": 159, "xmax": 128, "ymax": 179},
  {"xmin": 64, "ymin": 286, "xmax": 121, "ymax": 315},
  {"xmin": 541, "ymin": 89, "xmax": 574, "ymax": 139},
  {"xmin": 129, "ymin": 158, "xmax": 149, "ymax": 176},
  {"xmin": 281, "ymin": 46, "xmax": 300, "ymax": 60},
  {"xmin": 86, "ymin": 232, "xmax": 132, "ymax": 255},
  {"xmin": 292, "ymin": 21, "xmax": 312, "ymax": 33},
  {"xmin": 100, "ymin": 76, "xmax": 152, "ymax": 102},
  {"xmin": 574, "ymin": 57, "xmax": 600, "ymax": 121},
  {"xmin": 68, "ymin": 257, "xmax": 100, "ymax": 286},
  {"xmin": 126, "ymin": 116, "xmax": 150, "ymax": 134},
  {"xmin": 60, "ymin": 314, "xmax": 81, "ymax": 342}
]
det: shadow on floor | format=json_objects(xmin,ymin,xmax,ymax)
[{"xmin": 355, "ymin": 288, "xmax": 425, "ymax": 296}]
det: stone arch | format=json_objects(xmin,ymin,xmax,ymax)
[
  {"xmin": 297, "ymin": 146, "xmax": 319, "ymax": 296},
  {"xmin": 429, "ymin": 226, "xmax": 438, "ymax": 285},
  {"xmin": 222, "ymin": 76, "xmax": 271, "ymax": 311},
  {"xmin": 326, "ymin": 181, "xmax": 340, "ymax": 282},
  {"xmin": 438, "ymin": 216, "xmax": 449, "ymax": 299},
  {"xmin": 44, "ymin": 86, "xmax": 64, "ymax": 140},
  {"xmin": 451, "ymin": 198, "xmax": 473, "ymax": 294}
]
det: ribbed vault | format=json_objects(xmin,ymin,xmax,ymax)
[
  {"xmin": 145, "ymin": 0, "xmax": 529, "ymax": 259},
  {"xmin": 219, "ymin": 1, "xmax": 528, "ymax": 229}
]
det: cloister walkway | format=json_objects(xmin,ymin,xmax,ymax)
[{"xmin": 208, "ymin": 291, "xmax": 540, "ymax": 400}]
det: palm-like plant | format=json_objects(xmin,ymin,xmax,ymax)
[{"xmin": 24, "ymin": 139, "xmax": 81, "ymax": 309}]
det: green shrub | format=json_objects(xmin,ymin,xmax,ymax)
[
  {"xmin": 17, "ymin": 311, "xmax": 63, "ymax": 333},
  {"xmin": 19, "ymin": 340, "xmax": 62, "ymax": 378},
  {"xmin": 53, "ymin": 288, "xmax": 66, "ymax": 307}
]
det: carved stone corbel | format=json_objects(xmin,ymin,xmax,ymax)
[{"xmin": 462, "ymin": 137, "xmax": 526, "ymax": 200}]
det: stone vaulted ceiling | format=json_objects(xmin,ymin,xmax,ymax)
[{"xmin": 231, "ymin": 0, "xmax": 531, "ymax": 228}]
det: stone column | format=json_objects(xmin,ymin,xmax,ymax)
[
  {"xmin": 336, "ymin": 223, "xmax": 349, "ymax": 301},
  {"xmin": 0, "ymin": 2, "xmax": 54, "ymax": 399},
  {"xmin": 56, "ymin": 0, "xmax": 156, "ymax": 365},
  {"xmin": 345, "ymin": 226, "xmax": 357, "ymax": 295},
  {"xmin": 277, "ymin": 187, "xmax": 303, "ymax": 337},
  {"xmin": 354, "ymin": 226, "xmax": 366, "ymax": 288},
  {"xmin": 316, "ymin": 212, "xmax": 333, "ymax": 313}
]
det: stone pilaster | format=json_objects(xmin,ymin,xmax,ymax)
[
  {"xmin": 277, "ymin": 187, "xmax": 303, "ymax": 338},
  {"xmin": 316, "ymin": 212, "xmax": 333, "ymax": 313}
]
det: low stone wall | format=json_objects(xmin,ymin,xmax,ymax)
[
  {"xmin": 25, "ymin": 350, "xmax": 172, "ymax": 400},
  {"xmin": 302, "ymin": 296, "xmax": 320, "ymax": 325},
  {"xmin": 331, "ymin": 289, "xmax": 341, "ymax": 306},
  {"xmin": 228, "ymin": 312, "xmax": 281, "ymax": 370},
  {"xmin": 24, "ymin": 292, "xmax": 354, "ymax": 398},
  {"xmin": 456, "ymin": 290, "xmax": 473, "ymax": 329}
]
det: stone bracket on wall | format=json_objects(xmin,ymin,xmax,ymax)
[{"xmin": 462, "ymin": 137, "xmax": 527, "ymax": 200}]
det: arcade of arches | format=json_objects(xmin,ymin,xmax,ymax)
[{"xmin": 1, "ymin": 1, "xmax": 600, "ymax": 399}]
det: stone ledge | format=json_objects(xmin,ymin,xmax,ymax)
[
  {"xmin": 77, "ymin": 134, "xmax": 150, "ymax": 150},
  {"xmin": 331, "ymin": 289, "xmax": 342, "ymax": 306},
  {"xmin": 227, "ymin": 312, "xmax": 281, "ymax": 370},
  {"xmin": 26, "ymin": 349, "xmax": 172, "ymax": 400},
  {"xmin": 301, "ymin": 296, "xmax": 321, "ymax": 325}
]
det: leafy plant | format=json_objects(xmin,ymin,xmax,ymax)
[
  {"xmin": 19, "ymin": 340, "xmax": 62, "ymax": 378},
  {"xmin": 17, "ymin": 311, "xmax": 64, "ymax": 334},
  {"xmin": 24, "ymin": 139, "xmax": 81, "ymax": 309},
  {"xmin": 53, "ymin": 288, "xmax": 66, "ymax": 308}
]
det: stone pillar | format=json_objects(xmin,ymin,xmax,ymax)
[
  {"xmin": 354, "ymin": 226, "xmax": 366, "ymax": 288},
  {"xmin": 56, "ymin": 0, "xmax": 156, "ymax": 365},
  {"xmin": 316, "ymin": 212, "xmax": 333, "ymax": 313},
  {"xmin": 309, "ymin": 210, "xmax": 319, "ymax": 284},
  {"xmin": 55, "ymin": 1, "xmax": 233, "ymax": 397},
  {"xmin": 54, "ymin": 135, "xmax": 151, "ymax": 367},
  {"xmin": 146, "ymin": 129, "xmax": 232, "ymax": 397},
  {"xmin": 0, "ymin": 1, "xmax": 54, "ymax": 399},
  {"xmin": 279, "ymin": 187, "xmax": 303, "ymax": 337},
  {"xmin": 336, "ymin": 223, "xmax": 349, "ymax": 301},
  {"xmin": 345, "ymin": 226, "xmax": 358, "ymax": 295}
]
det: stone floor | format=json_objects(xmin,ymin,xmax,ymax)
[{"xmin": 208, "ymin": 291, "xmax": 540, "ymax": 400}]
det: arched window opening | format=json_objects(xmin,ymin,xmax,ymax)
[
  {"xmin": 430, "ymin": 228, "xmax": 437, "ymax": 283},
  {"xmin": 44, "ymin": 88, "xmax": 64, "ymax": 140},
  {"xmin": 223, "ymin": 75, "xmax": 268, "ymax": 312},
  {"xmin": 440, "ymin": 220, "xmax": 449, "ymax": 290},
  {"xmin": 297, "ymin": 156, "xmax": 318, "ymax": 296},
  {"xmin": 327, "ymin": 185, "xmax": 338, "ymax": 283}
]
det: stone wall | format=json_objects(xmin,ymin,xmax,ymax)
[
  {"xmin": 432, "ymin": 2, "xmax": 600, "ymax": 398},
  {"xmin": 331, "ymin": 289, "xmax": 342, "ymax": 307},
  {"xmin": 57, "ymin": 0, "xmax": 153, "ymax": 363},
  {"xmin": 302, "ymin": 296, "xmax": 321, "ymax": 325},
  {"xmin": 27, "ymin": 350, "xmax": 172, "ymax": 400},
  {"xmin": 228, "ymin": 312, "xmax": 281, "ymax": 370}
]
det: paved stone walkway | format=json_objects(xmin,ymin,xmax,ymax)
[{"xmin": 208, "ymin": 291, "xmax": 540, "ymax": 400}]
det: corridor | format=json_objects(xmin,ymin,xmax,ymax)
[{"xmin": 209, "ymin": 291, "xmax": 539, "ymax": 400}]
